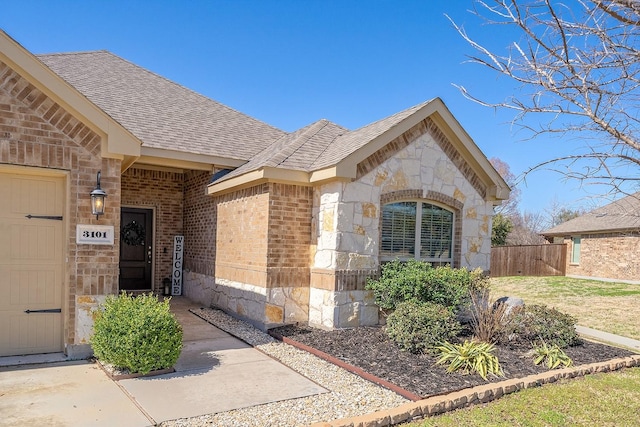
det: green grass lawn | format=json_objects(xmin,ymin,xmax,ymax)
[
  {"xmin": 406, "ymin": 367, "xmax": 640, "ymax": 426},
  {"xmin": 489, "ymin": 276, "xmax": 640, "ymax": 341}
]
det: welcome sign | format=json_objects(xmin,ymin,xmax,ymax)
[{"xmin": 172, "ymin": 235, "xmax": 184, "ymax": 296}]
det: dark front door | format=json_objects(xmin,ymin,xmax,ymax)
[{"xmin": 119, "ymin": 207, "xmax": 153, "ymax": 291}]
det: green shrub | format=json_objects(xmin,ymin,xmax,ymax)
[
  {"xmin": 435, "ymin": 340, "xmax": 504, "ymax": 380},
  {"xmin": 498, "ymin": 304, "xmax": 581, "ymax": 349},
  {"xmin": 366, "ymin": 259, "xmax": 489, "ymax": 312},
  {"xmin": 91, "ymin": 293, "xmax": 183, "ymax": 374},
  {"xmin": 532, "ymin": 341, "xmax": 573, "ymax": 369},
  {"xmin": 386, "ymin": 301, "xmax": 461, "ymax": 353}
]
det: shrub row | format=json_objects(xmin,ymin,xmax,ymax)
[{"xmin": 368, "ymin": 260, "xmax": 580, "ymax": 368}]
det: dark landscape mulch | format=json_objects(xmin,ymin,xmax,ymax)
[{"xmin": 270, "ymin": 324, "xmax": 635, "ymax": 398}]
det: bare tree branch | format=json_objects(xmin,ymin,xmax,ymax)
[{"xmin": 449, "ymin": 0, "xmax": 640, "ymax": 197}]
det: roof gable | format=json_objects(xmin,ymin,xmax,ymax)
[
  {"xmin": 209, "ymin": 98, "xmax": 510, "ymax": 203},
  {"xmin": 0, "ymin": 31, "xmax": 141, "ymax": 168}
]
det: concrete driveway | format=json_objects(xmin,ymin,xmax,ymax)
[{"xmin": 0, "ymin": 297, "xmax": 327, "ymax": 426}]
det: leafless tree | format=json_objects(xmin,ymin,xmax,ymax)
[
  {"xmin": 506, "ymin": 211, "xmax": 548, "ymax": 244},
  {"xmin": 489, "ymin": 157, "xmax": 522, "ymax": 215},
  {"xmin": 544, "ymin": 196, "xmax": 589, "ymax": 227},
  {"xmin": 449, "ymin": 0, "xmax": 640, "ymax": 197}
]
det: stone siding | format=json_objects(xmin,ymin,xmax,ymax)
[
  {"xmin": 0, "ymin": 59, "xmax": 121, "ymax": 356},
  {"xmin": 564, "ymin": 232, "xmax": 640, "ymax": 282},
  {"xmin": 121, "ymin": 167, "xmax": 184, "ymax": 293},
  {"xmin": 309, "ymin": 118, "xmax": 494, "ymax": 328}
]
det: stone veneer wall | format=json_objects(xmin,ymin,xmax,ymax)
[
  {"xmin": 121, "ymin": 168, "xmax": 184, "ymax": 293},
  {"xmin": 0, "ymin": 59, "xmax": 121, "ymax": 357},
  {"xmin": 564, "ymin": 233, "xmax": 640, "ymax": 282},
  {"xmin": 309, "ymin": 117, "xmax": 494, "ymax": 329}
]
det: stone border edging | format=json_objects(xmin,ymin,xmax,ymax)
[
  {"xmin": 268, "ymin": 331, "xmax": 423, "ymax": 401},
  {"xmin": 308, "ymin": 355, "xmax": 640, "ymax": 427}
]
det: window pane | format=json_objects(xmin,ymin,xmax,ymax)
[
  {"xmin": 420, "ymin": 203, "xmax": 453, "ymax": 260},
  {"xmin": 381, "ymin": 202, "xmax": 416, "ymax": 258},
  {"xmin": 571, "ymin": 236, "xmax": 581, "ymax": 264}
]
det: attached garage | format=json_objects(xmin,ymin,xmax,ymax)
[{"xmin": 0, "ymin": 169, "xmax": 65, "ymax": 356}]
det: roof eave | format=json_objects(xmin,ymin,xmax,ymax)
[
  {"xmin": 207, "ymin": 167, "xmax": 312, "ymax": 196},
  {"xmin": 541, "ymin": 226, "xmax": 640, "ymax": 236},
  {"xmin": 135, "ymin": 146, "xmax": 246, "ymax": 172}
]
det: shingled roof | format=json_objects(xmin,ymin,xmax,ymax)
[
  {"xmin": 542, "ymin": 192, "xmax": 640, "ymax": 236},
  {"xmin": 28, "ymin": 48, "xmax": 508, "ymax": 202},
  {"xmin": 37, "ymin": 51, "xmax": 285, "ymax": 161},
  {"xmin": 215, "ymin": 101, "xmax": 431, "ymax": 183}
]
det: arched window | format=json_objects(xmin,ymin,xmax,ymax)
[{"xmin": 380, "ymin": 201, "xmax": 454, "ymax": 263}]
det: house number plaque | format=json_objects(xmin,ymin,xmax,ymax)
[{"xmin": 76, "ymin": 224, "xmax": 114, "ymax": 245}]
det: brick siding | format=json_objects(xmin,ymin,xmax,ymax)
[
  {"xmin": 183, "ymin": 170, "xmax": 217, "ymax": 277},
  {"xmin": 214, "ymin": 184, "xmax": 270, "ymax": 287},
  {"xmin": 565, "ymin": 232, "xmax": 640, "ymax": 281}
]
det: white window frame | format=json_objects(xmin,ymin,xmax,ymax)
[
  {"xmin": 380, "ymin": 199, "xmax": 454, "ymax": 263},
  {"xmin": 570, "ymin": 236, "xmax": 581, "ymax": 265}
]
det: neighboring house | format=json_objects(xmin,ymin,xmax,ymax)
[
  {"xmin": 542, "ymin": 192, "xmax": 640, "ymax": 282},
  {"xmin": 0, "ymin": 30, "xmax": 509, "ymax": 358}
]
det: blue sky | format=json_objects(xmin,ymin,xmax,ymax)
[{"xmin": 0, "ymin": 1, "xmax": 606, "ymax": 214}]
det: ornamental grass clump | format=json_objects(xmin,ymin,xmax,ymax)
[
  {"xmin": 91, "ymin": 292, "xmax": 183, "ymax": 375},
  {"xmin": 435, "ymin": 340, "xmax": 504, "ymax": 380}
]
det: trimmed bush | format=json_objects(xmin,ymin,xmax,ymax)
[
  {"xmin": 498, "ymin": 304, "xmax": 581, "ymax": 349},
  {"xmin": 366, "ymin": 259, "xmax": 489, "ymax": 312},
  {"xmin": 91, "ymin": 293, "xmax": 183, "ymax": 374},
  {"xmin": 386, "ymin": 301, "xmax": 461, "ymax": 353}
]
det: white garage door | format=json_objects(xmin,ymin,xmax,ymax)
[{"xmin": 0, "ymin": 171, "xmax": 65, "ymax": 356}]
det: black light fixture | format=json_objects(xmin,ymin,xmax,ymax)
[{"xmin": 90, "ymin": 171, "xmax": 107, "ymax": 220}]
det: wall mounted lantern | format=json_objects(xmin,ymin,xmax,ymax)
[{"xmin": 90, "ymin": 171, "xmax": 107, "ymax": 220}]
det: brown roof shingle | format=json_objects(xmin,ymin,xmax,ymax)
[
  {"xmin": 542, "ymin": 192, "xmax": 640, "ymax": 235},
  {"xmin": 219, "ymin": 119, "xmax": 347, "ymax": 181},
  {"xmin": 37, "ymin": 51, "xmax": 285, "ymax": 161}
]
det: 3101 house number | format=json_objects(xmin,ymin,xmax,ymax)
[
  {"xmin": 76, "ymin": 224, "xmax": 115, "ymax": 245},
  {"xmin": 82, "ymin": 230, "xmax": 108, "ymax": 239}
]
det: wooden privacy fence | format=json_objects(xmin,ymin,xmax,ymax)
[{"xmin": 490, "ymin": 243, "xmax": 567, "ymax": 277}]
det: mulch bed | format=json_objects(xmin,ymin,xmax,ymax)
[{"xmin": 270, "ymin": 324, "xmax": 636, "ymax": 398}]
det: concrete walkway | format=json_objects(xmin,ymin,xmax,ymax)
[
  {"xmin": 0, "ymin": 297, "xmax": 327, "ymax": 426},
  {"xmin": 577, "ymin": 325, "xmax": 640, "ymax": 352}
]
